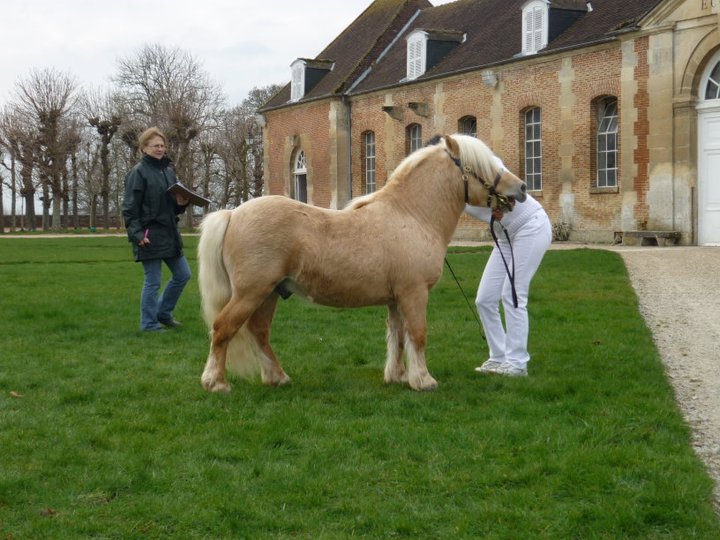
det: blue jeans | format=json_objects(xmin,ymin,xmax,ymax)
[{"xmin": 140, "ymin": 256, "xmax": 191, "ymax": 330}]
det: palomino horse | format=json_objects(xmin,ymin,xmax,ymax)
[{"xmin": 198, "ymin": 134, "xmax": 527, "ymax": 392}]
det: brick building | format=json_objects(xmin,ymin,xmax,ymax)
[{"xmin": 259, "ymin": 0, "xmax": 720, "ymax": 245}]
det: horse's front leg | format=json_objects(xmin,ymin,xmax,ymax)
[
  {"xmin": 384, "ymin": 303, "xmax": 408, "ymax": 385},
  {"xmin": 398, "ymin": 291, "xmax": 438, "ymax": 391}
]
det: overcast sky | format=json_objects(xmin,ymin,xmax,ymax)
[{"xmin": 1, "ymin": 0, "xmax": 454, "ymax": 107}]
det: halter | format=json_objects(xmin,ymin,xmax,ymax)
[{"xmin": 446, "ymin": 150, "xmax": 514, "ymax": 211}]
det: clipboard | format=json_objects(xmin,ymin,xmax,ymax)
[{"xmin": 167, "ymin": 181, "xmax": 211, "ymax": 207}]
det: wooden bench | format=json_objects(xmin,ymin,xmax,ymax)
[{"xmin": 620, "ymin": 230, "xmax": 681, "ymax": 247}]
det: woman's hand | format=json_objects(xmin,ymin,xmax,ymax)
[
  {"xmin": 492, "ymin": 198, "xmax": 516, "ymax": 220},
  {"xmin": 138, "ymin": 229, "xmax": 151, "ymax": 247}
]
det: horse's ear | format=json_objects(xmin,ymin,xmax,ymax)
[{"xmin": 444, "ymin": 135, "xmax": 460, "ymax": 160}]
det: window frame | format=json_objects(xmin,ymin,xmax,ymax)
[
  {"xmin": 595, "ymin": 97, "xmax": 619, "ymax": 189},
  {"xmin": 458, "ymin": 116, "xmax": 477, "ymax": 137},
  {"xmin": 362, "ymin": 131, "xmax": 376, "ymax": 194},
  {"xmin": 523, "ymin": 107, "xmax": 543, "ymax": 192},
  {"xmin": 293, "ymin": 149, "xmax": 308, "ymax": 202},
  {"xmin": 704, "ymin": 61, "xmax": 720, "ymax": 100},
  {"xmin": 406, "ymin": 123, "xmax": 423, "ymax": 155}
]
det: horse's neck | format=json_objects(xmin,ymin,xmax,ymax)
[{"xmin": 383, "ymin": 163, "xmax": 464, "ymax": 244}]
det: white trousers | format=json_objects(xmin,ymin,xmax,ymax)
[{"xmin": 475, "ymin": 211, "xmax": 552, "ymax": 368}]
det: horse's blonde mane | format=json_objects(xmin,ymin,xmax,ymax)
[
  {"xmin": 343, "ymin": 134, "xmax": 499, "ymax": 211},
  {"xmin": 450, "ymin": 133, "xmax": 498, "ymax": 183},
  {"xmin": 344, "ymin": 144, "xmax": 436, "ymax": 210}
]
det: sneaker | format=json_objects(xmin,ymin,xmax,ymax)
[
  {"xmin": 496, "ymin": 364, "xmax": 528, "ymax": 377},
  {"xmin": 474, "ymin": 359, "xmax": 506, "ymax": 374},
  {"xmin": 475, "ymin": 360, "xmax": 528, "ymax": 377},
  {"xmin": 158, "ymin": 318, "xmax": 182, "ymax": 328}
]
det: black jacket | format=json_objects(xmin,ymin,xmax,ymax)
[{"xmin": 122, "ymin": 155, "xmax": 187, "ymax": 262}]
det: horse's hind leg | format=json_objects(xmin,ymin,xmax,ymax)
[
  {"xmin": 399, "ymin": 292, "xmax": 438, "ymax": 391},
  {"xmin": 202, "ymin": 294, "xmax": 262, "ymax": 393},
  {"xmin": 384, "ymin": 304, "xmax": 408, "ymax": 384},
  {"xmin": 247, "ymin": 294, "xmax": 290, "ymax": 386}
]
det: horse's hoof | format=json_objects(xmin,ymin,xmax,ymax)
[
  {"xmin": 263, "ymin": 374, "xmax": 291, "ymax": 386},
  {"xmin": 202, "ymin": 376, "xmax": 231, "ymax": 393},
  {"xmin": 409, "ymin": 375, "xmax": 438, "ymax": 391}
]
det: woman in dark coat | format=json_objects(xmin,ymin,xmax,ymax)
[{"xmin": 122, "ymin": 127, "xmax": 191, "ymax": 332}]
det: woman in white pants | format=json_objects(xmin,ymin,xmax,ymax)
[{"xmin": 465, "ymin": 189, "xmax": 552, "ymax": 377}]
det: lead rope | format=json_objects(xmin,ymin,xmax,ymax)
[
  {"xmin": 489, "ymin": 215, "xmax": 519, "ymax": 309},
  {"xmin": 443, "ymin": 257, "xmax": 486, "ymax": 341}
]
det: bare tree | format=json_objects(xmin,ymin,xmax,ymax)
[
  {"xmin": 61, "ymin": 119, "xmax": 83, "ymax": 228},
  {"xmin": 114, "ymin": 44, "xmax": 225, "ymax": 186},
  {"xmin": 82, "ymin": 88, "xmax": 123, "ymax": 229},
  {"xmin": 212, "ymin": 85, "xmax": 282, "ymax": 207},
  {"xmin": 0, "ymin": 106, "xmax": 37, "ymax": 231},
  {"xmin": 12, "ymin": 68, "xmax": 80, "ymax": 230},
  {"xmin": 75, "ymin": 140, "xmax": 102, "ymax": 229}
]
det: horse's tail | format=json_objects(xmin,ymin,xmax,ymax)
[
  {"xmin": 197, "ymin": 209, "xmax": 261, "ymax": 380},
  {"xmin": 198, "ymin": 209, "xmax": 233, "ymax": 327}
]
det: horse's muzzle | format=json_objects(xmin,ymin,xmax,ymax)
[{"xmin": 515, "ymin": 183, "xmax": 528, "ymax": 202}]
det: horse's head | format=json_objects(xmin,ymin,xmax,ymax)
[{"xmin": 442, "ymin": 134, "xmax": 527, "ymax": 209}]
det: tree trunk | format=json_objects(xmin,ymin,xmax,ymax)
[
  {"xmin": 51, "ymin": 190, "xmax": 62, "ymax": 231},
  {"xmin": 61, "ymin": 169, "xmax": 69, "ymax": 230},
  {"xmin": 42, "ymin": 182, "xmax": 50, "ymax": 231},
  {"xmin": 24, "ymin": 191, "xmax": 36, "ymax": 231},
  {"xmin": 89, "ymin": 194, "xmax": 97, "ymax": 230},
  {"xmin": 0, "ymin": 182, "xmax": 5, "ymax": 234}
]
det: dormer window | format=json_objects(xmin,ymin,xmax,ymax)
[
  {"xmin": 522, "ymin": 0, "xmax": 549, "ymax": 55},
  {"xmin": 406, "ymin": 29, "xmax": 464, "ymax": 81},
  {"xmin": 290, "ymin": 58, "xmax": 334, "ymax": 103},
  {"xmin": 407, "ymin": 31, "xmax": 427, "ymax": 80}
]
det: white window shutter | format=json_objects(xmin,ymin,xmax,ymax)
[
  {"xmin": 291, "ymin": 62, "xmax": 304, "ymax": 102},
  {"xmin": 522, "ymin": 2, "xmax": 547, "ymax": 55},
  {"xmin": 407, "ymin": 33, "xmax": 426, "ymax": 80},
  {"xmin": 524, "ymin": 11, "xmax": 533, "ymax": 53},
  {"xmin": 533, "ymin": 7, "xmax": 544, "ymax": 52}
]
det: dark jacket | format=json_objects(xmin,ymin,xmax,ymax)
[{"xmin": 122, "ymin": 154, "xmax": 187, "ymax": 262}]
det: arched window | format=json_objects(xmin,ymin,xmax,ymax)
[
  {"xmin": 406, "ymin": 123, "xmax": 422, "ymax": 155},
  {"xmin": 458, "ymin": 116, "xmax": 477, "ymax": 137},
  {"xmin": 523, "ymin": 107, "xmax": 542, "ymax": 191},
  {"xmin": 293, "ymin": 150, "xmax": 307, "ymax": 202},
  {"xmin": 705, "ymin": 61, "xmax": 720, "ymax": 100},
  {"xmin": 362, "ymin": 131, "xmax": 376, "ymax": 194},
  {"xmin": 595, "ymin": 97, "xmax": 618, "ymax": 188}
]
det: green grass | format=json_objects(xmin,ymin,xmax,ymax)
[{"xmin": 0, "ymin": 237, "xmax": 718, "ymax": 539}]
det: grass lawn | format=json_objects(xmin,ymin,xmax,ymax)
[{"xmin": 0, "ymin": 236, "xmax": 718, "ymax": 539}]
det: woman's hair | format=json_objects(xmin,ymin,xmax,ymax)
[{"xmin": 138, "ymin": 127, "xmax": 167, "ymax": 149}]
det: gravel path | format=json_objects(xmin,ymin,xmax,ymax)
[{"xmin": 608, "ymin": 245, "xmax": 720, "ymax": 510}]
